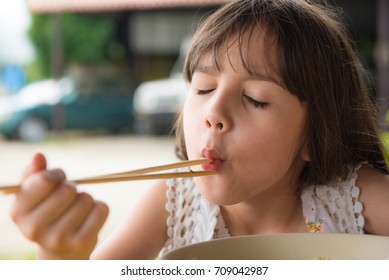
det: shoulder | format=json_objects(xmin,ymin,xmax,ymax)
[{"xmin": 356, "ymin": 164, "xmax": 389, "ymax": 235}]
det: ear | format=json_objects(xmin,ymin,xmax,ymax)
[{"xmin": 300, "ymin": 142, "xmax": 310, "ymax": 162}]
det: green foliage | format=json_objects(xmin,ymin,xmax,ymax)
[
  {"xmin": 29, "ymin": 14, "xmax": 51, "ymax": 77},
  {"xmin": 29, "ymin": 13, "xmax": 117, "ymax": 78},
  {"xmin": 382, "ymin": 132, "xmax": 389, "ymax": 169}
]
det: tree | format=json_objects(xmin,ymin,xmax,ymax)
[{"xmin": 29, "ymin": 13, "xmax": 119, "ymax": 78}]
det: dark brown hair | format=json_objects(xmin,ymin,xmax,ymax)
[{"xmin": 175, "ymin": 0, "xmax": 388, "ymax": 191}]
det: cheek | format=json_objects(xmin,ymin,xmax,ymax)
[
  {"xmin": 245, "ymin": 104, "xmax": 306, "ymax": 166},
  {"xmin": 182, "ymin": 100, "xmax": 201, "ymax": 157},
  {"xmin": 264, "ymin": 108, "xmax": 307, "ymax": 162},
  {"xmin": 183, "ymin": 98, "xmax": 197, "ymax": 132}
]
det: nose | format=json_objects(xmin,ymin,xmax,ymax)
[
  {"xmin": 204, "ymin": 117, "xmax": 224, "ymax": 131},
  {"xmin": 203, "ymin": 96, "xmax": 231, "ymax": 133}
]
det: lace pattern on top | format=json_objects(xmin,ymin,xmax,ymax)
[
  {"xmin": 158, "ymin": 168, "xmax": 229, "ymax": 257},
  {"xmin": 301, "ymin": 163, "xmax": 365, "ymax": 234},
  {"xmin": 159, "ymin": 164, "xmax": 365, "ymax": 257}
]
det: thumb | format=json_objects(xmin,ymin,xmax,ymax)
[{"xmin": 21, "ymin": 152, "xmax": 47, "ymax": 180}]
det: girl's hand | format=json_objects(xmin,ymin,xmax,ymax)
[{"xmin": 9, "ymin": 153, "xmax": 109, "ymax": 259}]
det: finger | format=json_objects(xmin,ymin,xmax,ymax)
[
  {"xmin": 44, "ymin": 198, "xmax": 108, "ymax": 254},
  {"xmin": 21, "ymin": 152, "xmax": 47, "ymax": 181},
  {"xmin": 42, "ymin": 192, "xmax": 96, "ymax": 251},
  {"xmin": 17, "ymin": 181, "xmax": 78, "ymax": 241},
  {"xmin": 10, "ymin": 169, "xmax": 67, "ymax": 219},
  {"xmin": 53, "ymin": 192, "xmax": 96, "ymax": 236},
  {"xmin": 71, "ymin": 201, "xmax": 109, "ymax": 249}
]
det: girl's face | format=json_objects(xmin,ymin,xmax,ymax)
[{"xmin": 183, "ymin": 33, "xmax": 309, "ymax": 205}]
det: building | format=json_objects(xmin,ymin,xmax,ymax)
[{"xmin": 26, "ymin": 0, "xmax": 389, "ymax": 125}]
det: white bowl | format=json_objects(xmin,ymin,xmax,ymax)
[{"xmin": 161, "ymin": 233, "xmax": 389, "ymax": 260}]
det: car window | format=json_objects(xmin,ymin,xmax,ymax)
[{"xmin": 58, "ymin": 75, "xmax": 134, "ymax": 103}]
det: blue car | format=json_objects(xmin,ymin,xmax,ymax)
[{"xmin": 0, "ymin": 77, "xmax": 135, "ymax": 142}]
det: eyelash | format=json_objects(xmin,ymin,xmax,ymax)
[
  {"xmin": 195, "ymin": 89, "xmax": 268, "ymax": 109},
  {"xmin": 244, "ymin": 95, "xmax": 269, "ymax": 109},
  {"xmin": 196, "ymin": 89, "xmax": 214, "ymax": 95}
]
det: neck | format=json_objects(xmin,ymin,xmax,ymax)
[{"xmin": 220, "ymin": 187, "xmax": 307, "ymax": 236}]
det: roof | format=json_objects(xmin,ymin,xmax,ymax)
[{"xmin": 27, "ymin": 0, "xmax": 228, "ymax": 13}]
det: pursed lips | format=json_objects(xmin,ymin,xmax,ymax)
[{"xmin": 201, "ymin": 148, "xmax": 224, "ymax": 171}]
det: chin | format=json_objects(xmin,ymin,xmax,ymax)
[{"xmin": 194, "ymin": 177, "xmax": 240, "ymax": 206}]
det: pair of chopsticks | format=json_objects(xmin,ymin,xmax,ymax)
[{"xmin": 0, "ymin": 159, "xmax": 216, "ymax": 195}]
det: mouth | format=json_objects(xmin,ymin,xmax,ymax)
[{"xmin": 201, "ymin": 148, "xmax": 224, "ymax": 171}]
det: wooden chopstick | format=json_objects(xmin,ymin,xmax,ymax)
[
  {"xmin": 0, "ymin": 159, "xmax": 216, "ymax": 195},
  {"xmin": 84, "ymin": 159, "xmax": 212, "ymax": 179},
  {"xmin": 74, "ymin": 170, "xmax": 216, "ymax": 184}
]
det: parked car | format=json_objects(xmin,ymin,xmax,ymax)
[
  {"xmin": 133, "ymin": 73, "xmax": 187, "ymax": 134},
  {"xmin": 0, "ymin": 76, "xmax": 135, "ymax": 142},
  {"xmin": 133, "ymin": 38, "xmax": 190, "ymax": 135}
]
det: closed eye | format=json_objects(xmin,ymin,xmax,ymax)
[
  {"xmin": 196, "ymin": 89, "xmax": 215, "ymax": 95},
  {"xmin": 244, "ymin": 95, "xmax": 269, "ymax": 109}
]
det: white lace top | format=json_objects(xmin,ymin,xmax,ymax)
[{"xmin": 158, "ymin": 163, "xmax": 365, "ymax": 257}]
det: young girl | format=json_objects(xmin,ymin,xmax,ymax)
[{"xmin": 10, "ymin": 0, "xmax": 389, "ymax": 259}]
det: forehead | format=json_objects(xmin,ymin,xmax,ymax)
[{"xmin": 195, "ymin": 29, "xmax": 282, "ymax": 83}]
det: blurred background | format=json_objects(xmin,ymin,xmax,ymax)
[{"xmin": 0, "ymin": 0, "xmax": 388, "ymax": 259}]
